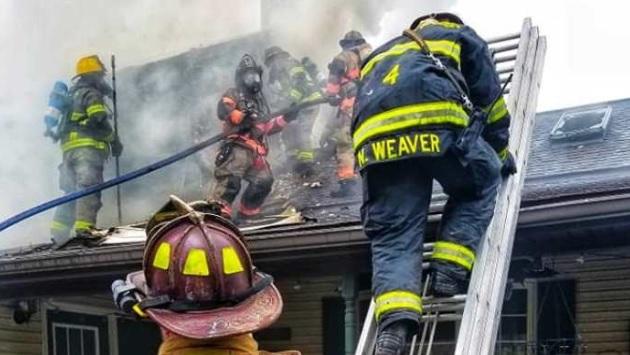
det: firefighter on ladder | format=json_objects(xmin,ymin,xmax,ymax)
[
  {"xmin": 208, "ymin": 54, "xmax": 296, "ymax": 221},
  {"xmin": 50, "ymin": 55, "xmax": 123, "ymax": 246},
  {"xmin": 264, "ymin": 46, "xmax": 323, "ymax": 178},
  {"xmin": 353, "ymin": 13, "xmax": 516, "ymax": 354},
  {"xmin": 323, "ymin": 30, "xmax": 372, "ymax": 197},
  {"xmin": 112, "ymin": 197, "xmax": 300, "ymax": 354}
]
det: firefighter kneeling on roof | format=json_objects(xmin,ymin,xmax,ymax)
[
  {"xmin": 353, "ymin": 13, "xmax": 517, "ymax": 354},
  {"xmin": 112, "ymin": 196, "xmax": 300, "ymax": 355}
]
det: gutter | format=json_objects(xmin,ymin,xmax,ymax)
[{"xmin": 3, "ymin": 191, "xmax": 630, "ymax": 281}]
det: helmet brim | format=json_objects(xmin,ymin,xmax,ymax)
[{"xmin": 127, "ymin": 270, "xmax": 283, "ymax": 339}]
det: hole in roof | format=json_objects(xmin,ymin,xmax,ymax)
[{"xmin": 549, "ymin": 106, "xmax": 612, "ymax": 143}]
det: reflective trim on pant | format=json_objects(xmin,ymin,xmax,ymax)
[
  {"xmin": 297, "ymin": 150, "xmax": 314, "ymax": 162},
  {"xmin": 238, "ymin": 203, "xmax": 262, "ymax": 217},
  {"xmin": 74, "ymin": 219, "xmax": 94, "ymax": 231},
  {"xmin": 375, "ymin": 290, "xmax": 423, "ymax": 321},
  {"xmin": 432, "ymin": 241, "xmax": 476, "ymax": 271},
  {"xmin": 61, "ymin": 131, "xmax": 108, "ymax": 153},
  {"xmin": 51, "ymin": 220, "xmax": 71, "ymax": 232}
]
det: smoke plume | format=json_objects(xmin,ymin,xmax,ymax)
[{"xmin": 0, "ymin": 0, "xmax": 455, "ymax": 250}]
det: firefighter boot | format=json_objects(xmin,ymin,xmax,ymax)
[
  {"xmin": 430, "ymin": 266, "xmax": 469, "ymax": 297},
  {"xmin": 330, "ymin": 179, "xmax": 357, "ymax": 198},
  {"xmin": 375, "ymin": 321, "xmax": 412, "ymax": 355}
]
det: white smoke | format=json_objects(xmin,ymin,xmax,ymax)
[
  {"xmin": 0, "ymin": 0, "xmax": 260, "ymax": 250},
  {"xmin": 0, "ymin": 0, "xmax": 458, "ymax": 250}
]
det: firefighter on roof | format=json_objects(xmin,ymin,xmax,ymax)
[
  {"xmin": 323, "ymin": 30, "xmax": 372, "ymax": 197},
  {"xmin": 208, "ymin": 54, "xmax": 294, "ymax": 221},
  {"xmin": 112, "ymin": 197, "xmax": 300, "ymax": 355},
  {"xmin": 353, "ymin": 13, "xmax": 516, "ymax": 354},
  {"xmin": 264, "ymin": 46, "xmax": 323, "ymax": 178},
  {"xmin": 50, "ymin": 55, "xmax": 123, "ymax": 246}
]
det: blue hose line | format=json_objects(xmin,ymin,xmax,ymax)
[
  {"xmin": 0, "ymin": 99, "xmax": 329, "ymax": 233},
  {"xmin": 0, "ymin": 134, "xmax": 224, "ymax": 233}
]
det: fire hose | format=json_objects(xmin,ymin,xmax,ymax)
[{"xmin": 0, "ymin": 97, "xmax": 329, "ymax": 233}]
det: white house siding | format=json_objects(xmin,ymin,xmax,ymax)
[
  {"xmin": 550, "ymin": 248, "xmax": 630, "ymax": 354},
  {"xmin": 0, "ymin": 302, "xmax": 41, "ymax": 355},
  {"xmin": 258, "ymin": 275, "xmax": 344, "ymax": 355}
]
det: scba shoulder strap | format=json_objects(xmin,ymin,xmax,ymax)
[{"xmin": 402, "ymin": 28, "xmax": 474, "ymax": 111}]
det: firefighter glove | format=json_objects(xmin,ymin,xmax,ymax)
[
  {"xmin": 283, "ymin": 103, "xmax": 299, "ymax": 122},
  {"xmin": 327, "ymin": 94, "xmax": 342, "ymax": 107},
  {"xmin": 111, "ymin": 138, "xmax": 124, "ymax": 157},
  {"xmin": 501, "ymin": 151, "xmax": 517, "ymax": 177}
]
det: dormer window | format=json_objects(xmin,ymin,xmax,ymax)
[{"xmin": 549, "ymin": 106, "xmax": 612, "ymax": 143}]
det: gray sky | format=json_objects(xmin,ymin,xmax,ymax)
[
  {"xmin": 0, "ymin": 0, "xmax": 627, "ymax": 249},
  {"xmin": 369, "ymin": 0, "xmax": 629, "ymax": 111}
]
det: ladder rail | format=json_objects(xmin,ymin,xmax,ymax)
[
  {"xmin": 455, "ymin": 20, "xmax": 546, "ymax": 354},
  {"xmin": 355, "ymin": 300, "xmax": 376, "ymax": 355}
]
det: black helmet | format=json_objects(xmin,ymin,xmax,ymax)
[
  {"xmin": 264, "ymin": 46, "xmax": 288, "ymax": 67},
  {"xmin": 339, "ymin": 30, "xmax": 366, "ymax": 50},
  {"xmin": 410, "ymin": 12, "xmax": 464, "ymax": 30},
  {"xmin": 235, "ymin": 54, "xmax": 263, "ymax": 93}
]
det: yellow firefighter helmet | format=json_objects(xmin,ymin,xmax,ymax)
[{"xmin": 75, "ymin": 55, "xmax": 106, "ymax": 77}]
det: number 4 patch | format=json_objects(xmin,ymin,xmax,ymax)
[{"xmin": 382, "ymin": 64, "xmax": 400, "ymax": 86}]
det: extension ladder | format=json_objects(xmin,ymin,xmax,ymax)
[{"xmin": 355, "ymin": 18, "xmax": 546, "ymax": 355}]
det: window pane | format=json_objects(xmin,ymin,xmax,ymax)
[
  {"xmin": 496, "ymin": 343, "xmax": 527, "ymax": 355},
  {"xmin": 502, "ymin": 289, "xmax": 527, "ymax": 314},
  {"xmin": 499, "ymin": 317, "xmax": 527, "ymax": 341},
  {"xmin": 83, "ymin": 329, "xmax": 97, "ymax": 355},
  {"xmin": 54, "ymin": 327, "xmax": 68, "ymax": 355},
  {"xmin": 427, "ymin": 343, "xmax": 456, "ymax": 355},
  {"xmin": 68, "ymin": 328, "xmax": 82, "ymax": 355},
  {"xmin": 537, "ymin": 279, "xmax": 576, "ymax": 349}
]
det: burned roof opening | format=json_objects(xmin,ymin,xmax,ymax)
[{"xmin": 549, "ymin": 106, "xmax": 612, "ymax": 143}]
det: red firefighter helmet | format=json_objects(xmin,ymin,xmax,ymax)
[{"xmin": 127, "ymin": 196, "xmax": 282, "ymax": 339}]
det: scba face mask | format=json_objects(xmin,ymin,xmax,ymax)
[{"xmin": 241, "ymin": 71, "xmax": 262, "ymax": 93}]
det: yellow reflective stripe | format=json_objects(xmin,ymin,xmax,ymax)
[
  {"xmin": 417, "ymin": 19, "xmax": 462, "ymax": 30},
  {"xmin": 297, "ymin": 150, "xmax": 314, "ymax": 161},
  {"xmin": 74, "ymin": 220, "xmax": 93, "ymax": 231},
  {"xmin": 222, "ymin": 247, "xmax": 245, "ymax": 275},
  {"xmin": 71, "ymin": 112, "xmax": 86, "ymax": 122},
  {"xmin": 486, "ymin": 97, "xmax": 508, "ymax": 124},
  {"xmin": 290, "ymin": 89, "xmax": 303, "ymax": 100},
  {"xmin": 51, "ymin": 220, "xmax": 70, "ymax": 231},
  {"xmin": 497, "ymin": 146, "xmax": 509, "ymax": 161},
  {"xmin": 305, "ymin": 91, "xmax": 323, "ymax": 101},
  {"xmin": 361, "ymin": 40, "xmax": 461, "ymax": 78},
  {"xmin": 375, "ymin": 290, "xmax": 422, "ymax": 320},
  {"xmin": 182, "ymin": 248, "xmax": 210, "ymax": 276},
  {"xmin": 132, "ymin": 303, "xmax": 148, "ymax": 318},
  {"xmin": 289, "ymin": 66, "xmax": 306, "ymax": 77},
  {"xmin": 352, "ymin": 101, "xmax": 468, "ymax": 150},
  {"xmin": 62, "ymin": 138, "xmax": 108, "ymax": 152},
  {"xmin": 152, "ymin": 242, "xmax": 171, "ymax": 270},
  {"xmin": 86, "ymin": 104, "xmax": 107, "ymax": 116},
  {"xmin": 432, "ymin": 241, "xmax": 476, "ymax": 271}
]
